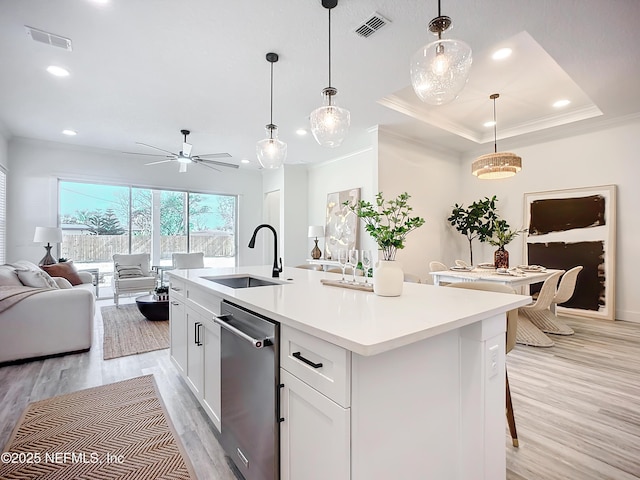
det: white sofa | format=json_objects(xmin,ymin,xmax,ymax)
[{"xmin": 0, "ymin": 262, "xmax": 95, "ymax": 364}]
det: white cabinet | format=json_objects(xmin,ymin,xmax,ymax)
[
  {"xmin": 280, "ymin": 326, "xmax": 351, "ymax": 480},
  {"xmin": 185, "ymin": 305, "xmax": 204, "ymax": 397},
  {"xmin": 169, "ymin": 278, "xmax": 222, "ymax": 432},
  {"xmin": 280, "ymin": 369, "xmax": 350, "ymax": 480}
]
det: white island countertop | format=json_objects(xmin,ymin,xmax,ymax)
[{"xmin": 167, "ymin": 265, "xmax": 531, "ymax": 356}]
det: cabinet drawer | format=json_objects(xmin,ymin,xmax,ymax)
[
  {"xmin": 169, "ymin": 277, "xmax": 185, "ymax": 301},
  {"xmin": 281, "ymin": 325, "xmax": 351, "ymax": 407}
]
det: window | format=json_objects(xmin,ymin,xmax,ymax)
[{"xmin": 59, "ymin": 180, "xmax": 237, "ymax": 272}]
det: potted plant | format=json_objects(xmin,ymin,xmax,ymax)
[
  {"xmin": 154, "ymin": 285, "xmax": 169, "ymax": 301},
  {"xmin": 448, "ymin": 196, "xmax": 499, "ymax": 265},
  {"xmin": 345, "ymin": 192, "xmax": 425, "ymax": 296},
  {"xmin": 487, "ymin": 219, "xmax": 527, "ymax": 269}
]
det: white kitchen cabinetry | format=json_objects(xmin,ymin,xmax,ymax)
[
  {"xmin": 280, "ymin": 369, "xmax": 350, "ymax": 480},
  {"xmin": 169, "ymin": 278, "xmax": 222, "ymax": 432},
  {"xmin": 280, "ymin": 325, "xmax": 351, "ymax": 480}
]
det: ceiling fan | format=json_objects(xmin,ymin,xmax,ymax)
[{"xmin": 124, "ymin": 129, "xmax": 239, "ymax": 173}]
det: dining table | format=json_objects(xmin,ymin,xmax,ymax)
[{"xmin": 430, "ymin": 266, "xmax": 563, "ymax": 291}]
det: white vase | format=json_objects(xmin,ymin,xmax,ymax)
[{"xmin": 373, "ymin": 260, "xmax": 404, "ymax": 297}]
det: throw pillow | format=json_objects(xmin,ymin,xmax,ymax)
[
  {"xmin": 16, "ymin": 268, "xmax": 59, "ymax": 289},
  {"xmin": 53, "ymin": 277, "xmax": 73, "ymax": 289},
  {"xmin": 41, "ymin": 261, "xmax": 83, "ymax": 286},
  {"xmin": 0, "ymin": 265, "xmax": 23, "ymax": 286},
  {"xmin": 115, "ymin": 263, "xmax": 144, "ymax": 278}
]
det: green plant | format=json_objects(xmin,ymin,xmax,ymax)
[
  {"xmin": 487, "ymin": 220, "xmax": 527, "ymax": 248},
  {"xmin": 448, "ymin": 196, "xmax": 499, "ymax": 265},
  {"xmin": 345, "ymin": 192, "xmax": 425, "ymax": 261}
]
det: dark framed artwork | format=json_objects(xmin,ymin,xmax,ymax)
[
  {"xmin": 523, "ymin": 185, "xmax": 616, "ymax": 321},
  {"xmin": 324, "ymin": 188, "xmax": 360, "ymax": 260}
]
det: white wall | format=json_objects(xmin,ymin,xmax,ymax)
[
  {"xmin": 377, "ymin": 130, "xmax": 462, "ymax": 282},
  {"xmin": 455, "ymin": 119, "xmax": 640, "ymax": 322},
  {"xmin": 307, "ymin": 139, "xmax": 379, "ymax": 260},
  {"xmin": 281, "ymin": 166, "xmax": 308, "ymax": 267},
  {"xmin": 0, "ymin": 128, "xmax": 8, "ymax": 170},
  {"xmin": 7, "ymin": 137, "xmax": 264, "ymax": 266}
]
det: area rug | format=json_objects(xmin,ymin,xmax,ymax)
[
  {"xmin": 101, "ymin": 304, "xmax": 169, "ymax": 360},
  {"xmin": 0, "ymin": 375, "xmax": 197, "ymax": 479}
]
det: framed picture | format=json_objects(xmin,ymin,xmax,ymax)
[
  {"xmin": 324, "ymin": 188, "xmax": 360, "ymax": 260},
  {"xmin": 523, "ymin": 185, "xmax": 616, "ymax": 321}
]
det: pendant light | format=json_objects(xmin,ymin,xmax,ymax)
[
  {"xmin": 410, "ymin": 0, "xmax": 472, "ymax": 105},
  {"xmin": 310, "ymin": 0, "xmax": 350, "ymax": 148},
  {"xmin": 256, "ymin": 52, "xmax": 287, "ymax": 169},
  {"xmin": 472, "ymin": 93, "xmax": 522, "ymax": 179}
]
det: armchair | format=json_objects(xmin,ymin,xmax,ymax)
[{"xmin": 112, "ymin": 253, "xmax": 157, "ymax": 307}]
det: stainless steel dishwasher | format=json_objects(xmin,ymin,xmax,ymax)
[{"xmin": 214, "ymin": 301, "xmax": 280, "ymax": 480}]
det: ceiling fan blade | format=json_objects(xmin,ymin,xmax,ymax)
[
  {"xmin": 135, "ymin": 142, "xmax": 178, "ymax": 156},
  {"xmin": 195, "ymin": 161, "xmax": 222, "ymax": 173},
  {"xmin": 194, "ymin": 152, "xmax": 232, "ymax": 159},
  {"xmin": 193, "ymin": 158, "xmax": 239, "ymax": 169},
  {"xmin": 123, "ymin": 151, "xmax": 173, "ymax": 158},
  {"xmin": 145, "ymin": 159, "xmax": 174, "ymax": 166}
]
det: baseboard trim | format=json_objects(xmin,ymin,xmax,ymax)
[{"xmin": 616, "ymin": 309, "xmax": 640, "ymax": 323}]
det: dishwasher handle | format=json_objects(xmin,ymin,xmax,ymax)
[{"xmin": 213, "ymin": 314, "xmax": 273, "ymax": 349}]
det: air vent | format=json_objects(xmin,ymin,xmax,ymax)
[
  {"xmin": 353, "ymin": 12, "xmax": 390, "ymax": 38},
  {"xmin": 25, "ymin": 26, "xmax": 72, "ymax": 51}
]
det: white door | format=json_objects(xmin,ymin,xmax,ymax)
[
  {"xmin": 280, "ymin": 369, "xmax": 350, "ymax": 480},
  {"xmin": 185, "ymin": 306, "xmax": 204, "ymax": 398},
  {"xmin": 169, "ymin": 299, "xmax": 186, "ymax": 374},
  {"xmin": 201, "ymin": 317, "xmax": 221, "ymax": 432}
]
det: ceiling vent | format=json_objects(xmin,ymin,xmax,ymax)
[
  {"xmin": 25, "ymin": 26, "xmax": 72, "ymax": 51},
  {"xmin": 353, "ymin": 12, "xmax": 390, "ymax": 38}
]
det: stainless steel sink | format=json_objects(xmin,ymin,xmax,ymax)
[{"xmin": 203, "ymin": 275, "xmax": 283, "ymax": 289}]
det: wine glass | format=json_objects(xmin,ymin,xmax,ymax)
[
  {"xmin": 347, "ymin": 249, "xmax": 359, "ymax": 284},
  {"xmin": 337, "ymin": 249, "xmax": 348, "ymax": 282},
  {"xmin": 361, "ymin": 250, "xmax": 372, "ymax": 284}
]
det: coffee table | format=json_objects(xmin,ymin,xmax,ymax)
[{"xmin": 135, "ymin": 294, "xmax": 169, "ymax": 321}]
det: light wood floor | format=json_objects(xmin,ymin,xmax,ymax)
[{"xmin": 1, "ymin": 300, "xmax": 639, "ymax": 479}]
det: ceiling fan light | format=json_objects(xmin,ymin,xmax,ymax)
[
  {"xmin": 178, "ymin": 162, "xmax": 187, "ymax": 173},
  {"xmin": 257, "ymin": 126, "xmax": 287, "ymax": 169},
  {"xmin": 471, "ymin": 152, "xmax": 522, "ymax": 179},
  {"xmin": 177, "ymin": 154, "xmax": 191, "ymax": 164},
  {"xmin": 410, "ymin": 38, "xmax": 472, "ymax": 105}
]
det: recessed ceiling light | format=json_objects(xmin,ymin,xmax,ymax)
[
  {"xmin": 240, "ymin": 159, "xmax": 250, "ymax": 164},
  {"xmin": 483, "ymin": 121, "xmax": 496, "ymax": 128},
  {"xmin": 296, "ymin": 128, "xmax": 308, "ymax": 136},
  {"xmin": 46, "ymin": 65, "xmax": 69, "ymax": 77},
  {"xmin": 492, "ymin": 48, "xmax": 512, "ymax": 60},
  {"xmin": 62, "ymin": 129, "xmax": 77, "ymax": 136},
  {"xmin": 553, "ymin": 99, "xmax": 571, "ymax": 108}
]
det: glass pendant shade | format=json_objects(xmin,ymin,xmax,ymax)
[
  {"xmin": 257, "ymin": 126, "xmax": 287, "ymax": 169},
  {"xmin": 411, "ymin": 38, "xmax": 472, "ymax": 105},
  {"xmin": 310, "ymin": 90, "xmax": 350, "ymax": 148}
]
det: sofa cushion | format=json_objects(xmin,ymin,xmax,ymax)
[
  {"xmin": 41, "ymin": 261, "xmax": 83, "ymax": 286},
  {"xmin": 16, "ymin": 268, "xmax": 59, "ymax": 289},
  {"xmin": 53, "ymin": 277, "xmax": 74, "ymax": 289},
  {"xmin": 0, "ymin": 265, "xmax": 22, "ymax": 287},
  {"xmin": 115, "ymin": 264, "xmax": 144, "ymax": 278}
]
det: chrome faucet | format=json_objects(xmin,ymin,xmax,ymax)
[{"xmin": 248, "ymin": 224, "xmax": 283, "ymax": 278}]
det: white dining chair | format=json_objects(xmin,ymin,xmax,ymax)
[
  {"xmin": 550, "ymin": 266, "xmax": 583, "ymax": 314},
  {"xmin": 517, "ymin": 270, "xmax": 569, "ymax": 341}
]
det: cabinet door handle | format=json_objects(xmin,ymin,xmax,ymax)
[
  {"xmin": 171, "ymin": 286, "xmax": 182, "ymax": 291},
  {"xmin": 195, "ymin": 322, "xmax": 203, "ymax": 346},
  {"xmin": 292, "ymin": 351, "xmax": 323, "ymax": 369},
  {"xmin": 277, "ymin": 383, "xmax": 285, "ymax": 423},
  {"xmin": 171, "ymin": 301, "xmax": 180, "ymax": 306}
]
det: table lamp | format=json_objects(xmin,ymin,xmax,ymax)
[
  {"xmin": 308, "ymin": 226, "xmax": 324, "ymax": 260},
  {"xmin": 33, "ymin": 226, "xmax": 62, "ymax": 266}
]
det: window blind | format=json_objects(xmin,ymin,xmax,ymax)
[{"xmin": 0, "ymin": 168, "xmax": 6, "ymax": 264}]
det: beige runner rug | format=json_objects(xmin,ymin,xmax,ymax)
[
  {"xmin": 0, "ymin": 375, "xmax": 197, "ymax": 479},
  {"xmin": 102, "ymin": 304, "xmax": 169, "ymax": 360}
]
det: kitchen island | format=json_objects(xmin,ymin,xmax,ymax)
[{"xmin": 167, "ymin": 265, "xmax": 531, "ymax": 480}]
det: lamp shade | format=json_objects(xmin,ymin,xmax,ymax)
[
  {"xmin": 33, "ymin": 227, "xmax": 62, "ymax": 244},
  {"xmin": 308, "ymin": 226, "xmax": 324, "ymax": 238}
]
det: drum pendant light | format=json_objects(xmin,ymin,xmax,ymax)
[
  {"xmin": 256, "ymin": 52, "xmax": 287, "ymax": 169},
  {"xmin": 410, "ymin": 0, "xmax": 472, "ymax": 105},
  {"xmin": 309, "ymin": 0, "xmax": 350, "ymax": 148},
  {"xmin": 472, "ymin": 93, "xmax": 522, "ymax": 179}
]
